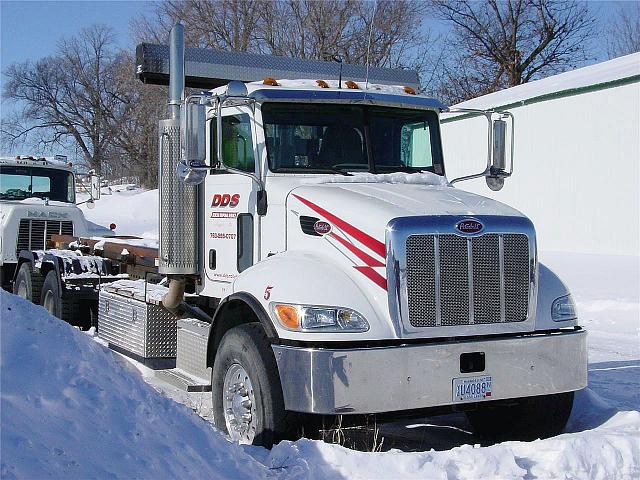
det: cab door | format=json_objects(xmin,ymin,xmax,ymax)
[{"xmin": 204, "ymin": 105, "xmax": 259, "ymax": 292}]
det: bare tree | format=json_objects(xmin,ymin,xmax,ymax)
[
  {"xmin": 106, "ymin": 52, "xmax": 166, "ymax": 187},
  {"xmin": 132, "ymin": 0, "xmax": 435, "ymax": 78},
  {"xmin": 430, "ymin": 0, "xmax": 597, "ymax": 103},
  {"xmin": 2, "ymin": 25, "xmax": 121, "ymax": 174},
  {"xmin": 607, "ymin": 2, "xmax": 640, "ymax": 59}
]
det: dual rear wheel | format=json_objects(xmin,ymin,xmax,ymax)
[{"xmin": 13, "ymin": 263, "xmax": 92, "ymax": 329}]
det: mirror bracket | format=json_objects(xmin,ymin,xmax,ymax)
[{"xmin": 444, "ymin": 108, "xmax": 514, "ymax": 190}]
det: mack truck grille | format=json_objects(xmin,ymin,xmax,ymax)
[
  {"xmin": 405, "ymin": 233, "xmax": 530, "ymax": 327},
  {"xmin": 16, "ymin": 219, "xmax": 74, "ymax": 255}
]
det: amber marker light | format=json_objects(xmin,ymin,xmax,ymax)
[
  {"xmin": 274, "ymin": 304, "xmax": 300, "ymax": 329},
  {"xmin": 404, "ymin": 86, "xmax": 416, "ymax": 95},
  {"xmin": 345, "ymin": 80, "xmax": 360, "ymax": 89},
  {"xmin": 263, "ymin": 77, "xmax": 280, "ymax": 86},
  {"xmin": 316, "ymin": 80, "xmax": 329, "ymax": 88}
]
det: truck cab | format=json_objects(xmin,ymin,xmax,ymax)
[
  {"xmin": 169, "ymin": 78, "xmax": 586, "ymax": 446},
  {"xmin": 0, "ymin": 157, "xmax": 110, "ymax": 291}
]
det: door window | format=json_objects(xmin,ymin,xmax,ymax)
[{"xmin": 211, "ymin": 113, "xmax": 255, "ymax": 172}]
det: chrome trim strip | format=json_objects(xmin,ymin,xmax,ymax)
[
  {"xmin": 467, "ymin": 238, "xmax": 475, "ymax": 324},
  {"xmin": 498, "ymin": 235, "xmax": 506, "ymax": 323},
  {"xmin": 434, "ymin": 236, "xmax": 442, "ymax": 327},
  {"xmin": 386, "ymin": 215, "xmax": 537, "ymax": 339}
]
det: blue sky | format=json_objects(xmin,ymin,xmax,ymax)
[{"xmin": 1, "ymin": 1, "xmax": 150, "ymax": 67}]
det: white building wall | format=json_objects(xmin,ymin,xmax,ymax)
[{"xmin": 441, "ymin": 81, "xmax": 639, "ymax": 256}]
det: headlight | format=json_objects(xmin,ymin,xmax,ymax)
[
  {"xmin": 271, "ymin": 303, "xmax": 369, "ymax": 332},
  {"xmin": 551, "ymin": 294, "xmax": 577, "ymax": 322}
]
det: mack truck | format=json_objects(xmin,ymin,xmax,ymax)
[
  {"xmin": 9, "ymin": 24, "xmax": 587, "ymax": 448},
  {"xmin": 0, "ymin": 156, "xmax": 113, "ymax": 294}
]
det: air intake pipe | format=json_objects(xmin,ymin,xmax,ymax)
[{"xmin": 159, "ymin": 23, "xmax": 199, "ymax": 314}]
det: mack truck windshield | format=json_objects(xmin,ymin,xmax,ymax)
[
  {"xmin": 0, "ymin": 165, "xmax": 75, "ymax": 202},
  {"xmin": 8, "ymin": 23, "xmax": 587, "ymax": 450}
]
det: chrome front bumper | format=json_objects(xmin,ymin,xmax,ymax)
[{"xmin": 272, "ymin": 329, "xmax": 587, "ymax": 414}]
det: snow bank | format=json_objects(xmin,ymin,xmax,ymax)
[
  {"xmin": 79, "ymin": 187, "xmax": 159, "ymax": 242},
  {"xmin": 269, "ymin": 410, "xmax": 640, "ymax": 480},
  {"xmin": 0, "ymin": 290, "xmax": 268, "ymax": 479}
]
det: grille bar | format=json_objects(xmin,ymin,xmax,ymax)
[
  {"xmin": 16, "ymin": 219, "xmax": 73, "ymax": 255},
  {"xmin": 406, "ymin": 233, "xmax": 529, "ymax": 328}
]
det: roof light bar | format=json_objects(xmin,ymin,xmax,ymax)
[{"xmin": 136, "ymin": 43, "xmax": 420, "ymax": 89}]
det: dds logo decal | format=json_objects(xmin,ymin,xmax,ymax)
[{"xmin": 211, "ymin": 193, "xmax": 240, "ymax": 208}]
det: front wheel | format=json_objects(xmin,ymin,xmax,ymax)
[
  {"xmin": 13, "ymin": 263, "xmax": 43, "ymax": 303},
  {"xmin": 466, "ymin": 392, "xmax": 574, "ymax": 442},
  {"xmin": 211, "ymin": 323, "xmax": 296, "ymax": 448}
]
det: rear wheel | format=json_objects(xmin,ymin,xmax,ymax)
[
  {"xmin": 40, "ymin": 270, "xmax": 78, "ymax": 326},
  {"xmin": 466, "ymin": 392, "xmax": 574, "ymax": 442},
  {"xmin": 13, "ymin": 263, "xmax": 43, "ymax": 303},
  {"xmin": 211, "ymin": 323, "xmax": 297, "ymax": 448}
]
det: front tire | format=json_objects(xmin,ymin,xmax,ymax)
[
  {"xmin": 13, "ymin": 263, "xmax": 44, "ymax": 303},
  {"xmin": 211, "ymin": 323, "xmax": 295, "ymax": 448},
  {"xmin": 466, "ymin": 392, "xmax": 574, "ymax": 442}
]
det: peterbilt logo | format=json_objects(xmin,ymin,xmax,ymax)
[
  {"xmin": 27, "ymin": 210, "xmax": 68, "ymax": 219},
  {"xmin": 313, "ymin": 220, "xmax": 331, "ymax": 235},
  {"xmin": 456, "ymin": 219, "xmax": 483, "ymax": 234}
]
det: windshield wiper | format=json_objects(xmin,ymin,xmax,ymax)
[
  {"xmin": 329, "ymin": 166, "xmax": 353, "ymax": 176},
  {"xmin": 377, "ymin": 165, "xmax": 425, "ymax": 174}
]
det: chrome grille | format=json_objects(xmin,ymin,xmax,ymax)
[
  {"xmin": 16, "ymin": 219, "xmax": 73, "ymax": 254},
  {"xmin": 406, "ymin": 236, "xmax": 436, "ymax": 327},
  {"xmin": 439, "ymin": 236, "xmax": 469, "ymax": 326},
  {"xmin": 406, "ymin": 233, "xmax": 529, "ymax": 327},
  {"xmin": 504, "ymin": 234, "xmax": 530, "ymax": 321}
]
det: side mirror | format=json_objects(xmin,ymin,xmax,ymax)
[
  {"xmin": 486, "ymin": 119, "xmax": 508, "ymax": 191},
  {"xmin": 90, "ymin": 172, "xmax": 101, "ymax": 201},
  {"xmin": 181, "ymin": 100, "xmax": 206, "ymax": 164},
  {"xmin": 177, "ymin": 97, "xmax": 208, "ymax": 185},
  {"xmin": 226, "ymin": 80, "xmax": 248, "ymax": 98},
  {"xmin": 447, "ymin": 108, "xmax": 514, "ymax": 190}
]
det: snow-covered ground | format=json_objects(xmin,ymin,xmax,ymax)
[
  {"xmin": 2, "ymin": 185, "xmax": 639, "ymax": 479},
  {"xmin": 79, "ymin": 186, "xmax": 159, "ymax": 245}
]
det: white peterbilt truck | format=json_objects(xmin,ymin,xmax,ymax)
[{"xmin": 10, "ymin": 24, "xmax": 587, "ymax": 448}]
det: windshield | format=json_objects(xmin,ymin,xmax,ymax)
[
  {"xmin": 0, "ymin": 166, "xmax": 75, "ymax": 203},
  {"xmin": 262, "ymin": 103, "xmax": 444, "ymax": 175}
]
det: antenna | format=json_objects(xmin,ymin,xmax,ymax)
[
  {"xmin": 364, "ymin": 0, "xmax": 378, "ymax": 91},
  {"xmin": 333, "ymin": 55, "xmax": 343, "ymax": 89}
]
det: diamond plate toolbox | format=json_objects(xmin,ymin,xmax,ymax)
[{"xmin": 98, "ymin": 290, "xmax": 177, "ymax": 359}]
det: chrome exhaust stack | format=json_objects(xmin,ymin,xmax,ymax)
[{"xmin": 159, "ymin": 23, "xmax": 199, "ymax": 312}]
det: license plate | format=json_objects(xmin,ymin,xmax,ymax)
[{"xmin": 453, "ymin": 375, "xmax": 492, "ymax": 402}]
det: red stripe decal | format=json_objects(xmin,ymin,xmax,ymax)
[
  {"xmin": 354, "ymin": 266, "xmax": 388, "ymax": 290},
  {"xmin": 292, "ymin": 194, "xmax": 386, "ymax": 258},
  {"xmin": 330, "ymin": 233, "xmax": 384, "ymax": 267}
]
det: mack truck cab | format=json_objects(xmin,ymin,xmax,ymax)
[
  {"xmin": 0, "ymin": 156, "xmax": 109, "ymax": 298},
  {"xmin": 148, "ymin": 25, "xmax": 587, "ymax": 448}
]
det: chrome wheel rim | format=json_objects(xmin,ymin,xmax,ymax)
[
  {"xmin": 223, "ymin": 363, "xmax": 257, "ymax": 444},
  {"xmin": 42, "ymin": 290, "xmax": 56, "ymax": 315},
  {"xmin": 17, "ymin": 281, "xmax": 28, "ymax": 300}
]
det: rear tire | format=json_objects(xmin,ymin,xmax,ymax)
[
  {"xmin": 13, "ymin": 263, "xmax": 43, "ymax": 303},
  {"xmin": 40, "ymin": 270, "xmax": 76, "ymax": 326},
  {"xmin": 466, "ymin": 392, "xmax": 574, "ymax": 442},
  {"xmin": 211, "ymin": 323, "xmax": 297, "ymax": 448}
]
